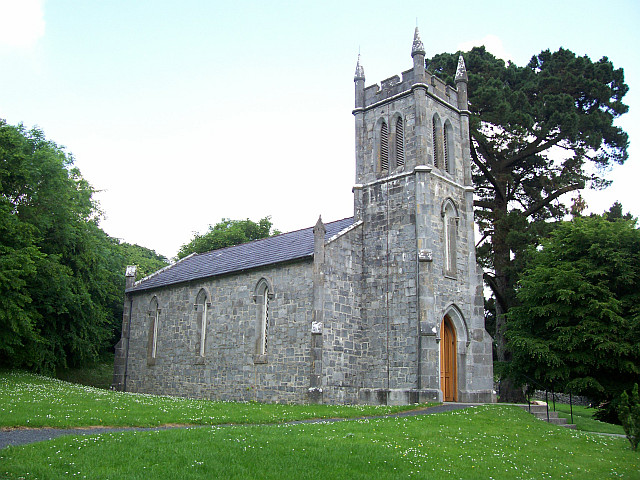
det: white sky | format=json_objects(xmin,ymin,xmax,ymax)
[{"xmin": 1, "ymin": 0, "xmax": 638, "ymax": 259}]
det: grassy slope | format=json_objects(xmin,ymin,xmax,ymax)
[
  {"xmin": 1, "ymin": 406, "xmax": 637, "ymax": 479},
  {"xmin": 551, "ymin": 403, "xmax": 625, "ymax": 435},
  {"xmin": 54, "ymin": 354, "xmax": 114, "ymax": 390},
  {"xmin": 0, "ymin": 371, "xmax": 424, "ymax": 428}
]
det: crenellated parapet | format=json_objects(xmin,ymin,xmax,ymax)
[
  {"xmin": 355, "ymin": 28, "xmax": 467, "ymax": 114},
  {"xmin": 361, "ymin": 67, "xmax": 461, "ymax": 111}
]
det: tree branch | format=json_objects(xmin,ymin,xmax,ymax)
[
  {"xmin": 503, "ymin": 134, "xmax": 562, "ymax": 170},
  {"xmin": 470, "ymin": 134, "xmax": 507, "ymax": 201},
  {"xmin": 523, "ymin": 183, "xmax": 583, "ymax": 218},
  {"xmin": 474, "ymin": 200, "xmax": 493, "ymax": 209},
  {"xmin": 484, "ymin": 272, "xmax": 508, "ymax": 312},
  {"xmin": 476, "ymin": 231, "xmax": 493, "ymax": 248}
]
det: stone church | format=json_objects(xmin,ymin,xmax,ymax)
[{"xmin": 112, "ymin": 29, "xmax": 495, "ymax": 405}]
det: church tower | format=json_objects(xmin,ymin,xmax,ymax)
[{"xmin": 352, "ymin": 29, "xmax": 494, "ymax": 403}]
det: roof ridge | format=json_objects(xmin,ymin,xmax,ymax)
[
  {"xmin": 127, "ymin": 216, "xmax": 355, "ymax": 293},
  {"xmin": 197, "ymin": 216, "xmax": 354, "ymax": 257}
]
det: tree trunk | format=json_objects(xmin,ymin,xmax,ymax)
[{"xmin": 491, "ymin": 193, "xmax": 526, "ymax": 403}]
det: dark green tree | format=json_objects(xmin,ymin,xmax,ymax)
[
  {"xmin": 427, "ymin": 48, "xmax": 629, "ymax": 399},
  {"xmin": 618, "ymin": 384, "xmax": 640, "ymax": 451},
  {"xmin": 177, "ymin": 217, "xmax": 279, "ymax": 259},
  {"xmin": 507, "ymin": 215, "xmax": 640, "ymax": 412},
  {"xmin": 601, "ymin": 200, "xmax": 634, "ymax": 222}
]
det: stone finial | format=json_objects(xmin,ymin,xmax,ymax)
[
  {"xmin": 354, "ymin": 54, "xmax": 365, "ymax": 81},
  {"xmin": 313, "ymin": 215, "xmax": 326, "ymax": 235},
  {"xmin": 455, "ymin": 54, "xmax": 468, "ymax": 83},
  {"xmin": 411, "ymin": 27, "xmax": 425, "ymax": 57}
]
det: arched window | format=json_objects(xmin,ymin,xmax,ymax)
[
  {"xmin": 444, "ymin": 121, "xmax": 454, "ymax": 174},
  {"xmin": 395, "ymin": 116, "xmax": 404, "ymax": 167},
  {"xmin": 432, "ymin": 114, "xmax": 442, "ymax": 168},
  {"xmin": 442, "ymin": 200, "xmax": 458, "ymax": 277},
  {"xmin": 254, "ymin": 278, "xmax": 273, "ymax": 363},
  {"xmin": 147, "ymin": 296, "xmax": 160, "ymax": 365},
  {"xmin": 194, "ymin": 289, "xmax": 210, "ymax": 358},
  {"xmin": 379, "ymin": 120, "xmax": 389, "ymax": 171}
]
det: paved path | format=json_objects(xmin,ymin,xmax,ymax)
[{"xmin": 0, "ymin": 403, "xmax": 475, "ymax": 450}]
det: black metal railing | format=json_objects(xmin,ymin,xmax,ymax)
[{"xmin": 516, "ymin": 375, "xmax": 574, "ymax": 425}]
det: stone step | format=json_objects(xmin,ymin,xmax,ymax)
[{"xmin": 517, "ymin": 404, "xmax": 576, "ymax": 429}]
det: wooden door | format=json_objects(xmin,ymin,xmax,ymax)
[{"xmin": 440, "ymin": 316, "xmax": 457, "ymax": 402}]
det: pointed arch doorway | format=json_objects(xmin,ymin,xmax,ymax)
[{"xmin": 440, "ymin": 315, "xmax": 458, "ymax": 402}]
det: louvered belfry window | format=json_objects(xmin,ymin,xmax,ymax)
[
  {"xmin": 380, "ymin": 121, "xmax": 389, "ymax": 171},
  {"xmin": 443, "ymin": 126, "xmax": 449, "ymax": 173},
  {"xmin": 445, "ymin": 122, "xmax": 454, "ymax": 174},
  {"xmin": 396, "ymin": 117, "xmax": 404, "ymax": 167},
  {"xmin": 432, "ymin": 120, "xmax": 439, "ymax": 168}
]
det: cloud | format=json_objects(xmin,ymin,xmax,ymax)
[
  {"xmin": 0, "ymin": 0, "xmax": 45, "ymax": 48},
  {"xmin": 457, "ymin": 34, "xmax": 513, "ymax": 63}
]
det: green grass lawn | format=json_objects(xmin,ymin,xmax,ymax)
[
  {"xmin": 1, "ymin": 371, "xmax": 638, "ymax": 479},
  {"xmin": 0, "ymin": 371, "xmax": 425, "ymax": 428},
  {"xmin": 1, "ymin": 406, "xmax": 638, "ymax": 479},
  {"xmin": 551, "ymin": 403, "xmax": 626, "ymax": 435}
]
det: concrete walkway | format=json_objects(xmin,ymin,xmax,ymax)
[{"xmin": 0, "ymin": 403, "xmax": 476, "ymax": 450}]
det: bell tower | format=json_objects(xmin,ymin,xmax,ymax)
[{"xmin": 352, "ymin": 29, "xmax": 494, "ymax": 403}]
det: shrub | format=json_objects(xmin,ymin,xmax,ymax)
[{"xmin": 617, "ymin": 383, "xmax": 640, "ymax": 451}]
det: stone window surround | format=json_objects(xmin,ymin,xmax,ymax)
[
  {"xmin": 193, "ymin": 288, "xmax": 211, "ymax": 364},
  {"xmin": 441, "ymin": 198, "xmax": 459, "ymax": 278},
  {"xmin": 253, "ymin": 277, "xmax": 274, "ymax": 364},
  {"xmin": 147, "ymin": 296, "xmax": 160, "ymax": 366}
]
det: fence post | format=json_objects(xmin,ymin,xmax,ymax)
[
  {"xmin": 569, "ymin": 390, "xmax": 574, "ymax": 424},
  {"xmin": 545, "ymin": 390, "xmax": 549, "ymax": 422}
]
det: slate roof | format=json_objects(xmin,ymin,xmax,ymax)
[{"xmin": 127, "ymin": 217, "xmax": 355, "ymax": 293}]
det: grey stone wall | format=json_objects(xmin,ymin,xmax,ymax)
[
  {"xmin": 321, "ymin": 222, "xmax": 364, "ymax": 403},
  {"xmin": 359, "ymin": 173, "xmax": 419, "ymax": 392},
  {"xmin": 125, "ymin": 260, "xmax": 315, "ymax": 403}
]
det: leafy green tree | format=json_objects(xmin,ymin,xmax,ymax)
[
  {"xmin": 0, "ymin": 202, "xmax": 41, "ymax": 361},
  {"xmin": 0, "ymin": 121, "xmax": 123, "ymax": 372},
  {"xmin": 117, "ymin": 242, "xmax": 168, "ymax": 279},
  {"xmin": 507, "ymin": 215, "xmax": 640, "ymax": 412},
  {"xmin": 427, "ymin": 48, "xmax": 629, "ymax": 399},
  {"xmin": 177, "ymin": 217, "xmax": 279, "ymax": 259}
]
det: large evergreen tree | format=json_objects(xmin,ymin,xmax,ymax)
[{"xmin": 427, "ymin": 48, "xmax": 629, "ymax": 399}]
